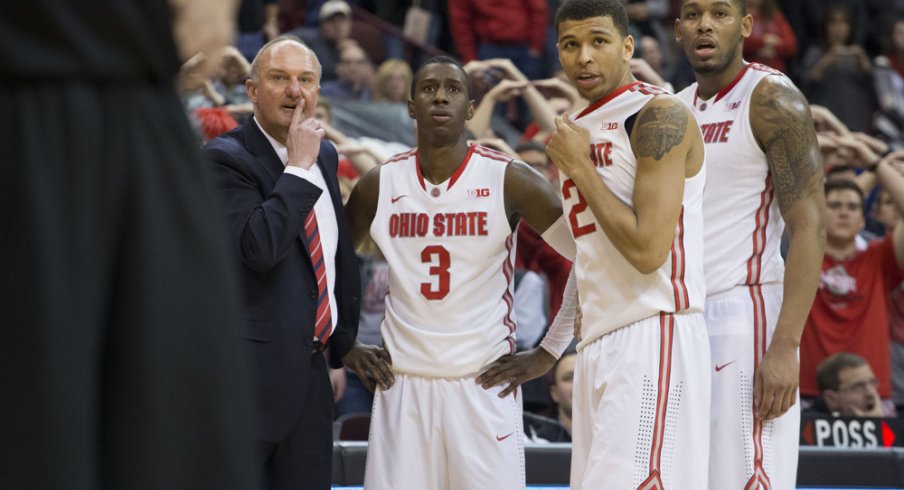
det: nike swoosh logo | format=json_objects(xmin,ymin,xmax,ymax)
[
  {"xmin": 391, "ymin": 195, "xmax": 408, "ymax": 203},
  {"xmin": 715, "ymin": 360, "xmax": 736, "ymax": 372},
  {"xmin": 496, "ymin": 432, "xmax": 514, "ymax": 442}
]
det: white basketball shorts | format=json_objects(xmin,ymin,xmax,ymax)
[
  {"xmin": 705, "ymin": 284, "xmax": 799, "ymax": 490},
  {"xmin": 364, "ymin": 373, "xmax": 525, "ymax": 490},
  {"xmin": 571, "ymin": 312, "xmax": 711, "ymax": 490}
]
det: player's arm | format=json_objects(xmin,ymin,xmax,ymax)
[
  {"xmin": 546, "ymin": 95, "xmax": 697, "ymax": 274},
  {"xmin": 341, "ymin": 166, "xmax": 395, "ymax": 391},
  {"xmin": 476, "ymin": 162, "xmax": 577, "ymax": 397},
  {"xmin": 750, "ymin": 75, "xmax": 826, "ymax": 420},
  {"xmin": 504, "ymin": 160, "xmax": 575, "ymax": 260},
  {"xmin": 344, "ymin": 166, "xmax": 381, "ymax": 249},
  {"xmin": 477, "ymin": 266, "xmax": 579, "ymax": 397}
]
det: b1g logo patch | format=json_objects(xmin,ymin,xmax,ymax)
[{"xmin": 467, "ymin": 188, "xmax": 491, "ymax": 200}]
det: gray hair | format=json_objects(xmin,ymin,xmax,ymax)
[{"xmin": 249, "ymin": 35, "xmax": 322, "ymax": 82}]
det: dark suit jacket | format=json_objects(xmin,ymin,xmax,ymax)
[{"xmin": 203, "ymin": 119, "xmax": 360, "ymax": 442}]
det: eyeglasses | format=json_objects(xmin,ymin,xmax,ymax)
[{"xmin": 837, "ymin": 378, "xmax": 879, "ymax": 394}]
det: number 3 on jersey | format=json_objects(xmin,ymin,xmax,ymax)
[
  {"xmin": 421, "ymin": 245, "xmax": 450, "ymax": 300},
  {"xmin": 562, "ymin": 178, "xmax": 597, "ymax": 238}
]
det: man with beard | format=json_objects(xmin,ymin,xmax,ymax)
[{"xmin": 675, "ymin": 0, "xmax": 826, "ymax": 488}]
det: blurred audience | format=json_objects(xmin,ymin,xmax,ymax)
[
  {"xmin": 800, "ymin": 150, "xmax": 904, "ymax": 415},
  {"xmin": 291, "ymin": 0, "xmax": 353, "ymax": 81},
  {"xmin": 743, "ymin": 0, "xmax": 797, "ymax": 73},
  {"xmin": 236, "ymin": 0, "xmax": 279, "ymax": 61},
  {"xmin": 322, "ymin": 42, "xmax": 375, "ymax": 100},
  {"xmin": 373, "ymin": 59, "xmax": 413, "ymax": 103},
  {"xmin": 801, "ymin": 5, "xmax": 876, "ymax": 132},
  {"xmin": 874, "ymin": 17, "xmax": 904, "ymax": 150},
  {"xmin": 449, "ymin": 0, "xmax": 548, "ymax": 81}
]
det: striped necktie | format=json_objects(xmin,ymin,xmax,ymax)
[{"xmin": 305, "ymin": 209, "xmax": 332, "ymax": 345}]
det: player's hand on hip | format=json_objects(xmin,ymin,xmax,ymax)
[
  {"xmin": 342, "ymin": 342, "xmax": 394, "ymax": 392},
  {"xmin": 546, "ymin": 115, "xmax": 592, "ymax": 179},
  {"xmin": 476, "ymin": 348, "xmax": 557, "ymax": 398},
  {"xmin": 753, "ymin": 342, "xmax": 799, "ymax": 420},
  {"xmin": 286, "ymin": 104, "xmax": 325, "ymax": 170}
]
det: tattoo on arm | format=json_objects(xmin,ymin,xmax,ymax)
[
  {"xmin": 754, "ymin": 79, "xmax": 822, "ymax": 211},
  {"xmin": 634, "ymin": 103, "xmax": 688, "ymax": 161}
]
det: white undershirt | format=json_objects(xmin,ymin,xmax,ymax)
[{"xmin": 256, "ymin": 118, "xmax": 339, "ymax": 338}]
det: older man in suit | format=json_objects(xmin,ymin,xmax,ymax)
[{"xmin": 204, "ymin": 35, "xmax": 391, "ymax": 490}]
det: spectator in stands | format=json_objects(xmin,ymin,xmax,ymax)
[
  {"xmin": 464, "ymin": 58, "xmax": 556, "ymax": 142},
  {"xmin": 545, "ymin": 351, "xmax": 576, "ymax": 441},
  {"xmin": 623, "ymin": 0, "xmax": 673, "ymax": 75},
  {"xmin": 371, "ymin": 0, "xmax": 443, "ymax": 62},
  {"xmin": 321, "ymin": 42, "xmax": 374, "ymax": 100},
  {"xmin": 800, "ymin": 152, "xmax": 904, "ymax": 416},
  {"xmin": 743, "ymin": 0, "xmax": 798, "ymax": 73},
  {"xmin": 636, "ymin": 35, "xmax": 674, "ymax": 89},
  {"xmin": 373, "ymin": 59, "xmax": 413, "ymax": 103},
  {"xmin": 811, "ymin": 353, "xmax": 885, "ymax": 417},
  {"xmin": 214, "ymin": 47, "xmax": 254, "ymax": 121},
  {"xmin": 449, "ymin": 0, "xmax": 548, "ymax": 81},
  {"xmin": 236, "ymin": 0, "xmax": 279, "ymax": 61},
  {"xmin": 874, "ymin": 17, "xmax": 904, "ymax": 150},
  {"xmin": 292, "ymin": 0, "xmax": 353, "ymax": 81},
  {"xmin": 801, "ymin": 5, "xmax": 876, "ymax": 132},
  {"xmin": 523, "ymin": 350, "xmax": 575, "ymax": 443}
]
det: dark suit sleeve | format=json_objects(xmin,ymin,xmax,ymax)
[
  {"xmin": 318, "ymin": 141, "xmax": 361, "ymax": 367},
  {"xmin": 203, "ymin": 142, "xmax": 323, "ymax": 273}
]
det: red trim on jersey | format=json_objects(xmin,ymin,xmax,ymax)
[
  {"xmin": 746, "ymin": 172, "xmax": 774, "ymax": 285},
  {"xmin": 745, "ymin": 285, "xmax": 773, "ymax": 490},
  {"xmin": 715, "ymin": 62, "xmax": 751, "ymax": 103},
  {"xmin": 415, "ymin": 152, "xmax": 427, "ymax": 191},
  {"xmin": 414, "ymin": 145, "xmax": 474, "ymax": 192},
  {"xmin": 669, "ymin": 206, "xmax": 690, "ymax": 311},
  {"xmin": 576, "ymin": 81, "xmax": 643, "ymax": 120},
  {"xmin": 447, "ymin": 145, "xmax": 475, "ymax": 190},
  {"xmin": 501, "ymin": 235, "xmax": 517, "ymax": 334},
  {"xmin": 694, "ymin": 62, "xmax": 751, "ymax": 107},
  {"xmin": 384, "ymin": 148, "xmax": 417, "ymax": 165},
  {"xmin": 637, "ymin": 313, "xmax": 674, "ymax": 490},
  {"xmin": 472, "ymin": 144, "xmax": 513, "ymax": 164}
]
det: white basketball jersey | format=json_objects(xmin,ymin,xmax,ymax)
[
  {"xmin": 371, "ymin": 145, "xmax": 517, "ymax": 378},
  {"xmin": 677, "ymin": 63, "xmax": 786, "ymax": 295},
  {"xmin": 563, "ymin": 81, "xmax": 706, "ymax": 349}
]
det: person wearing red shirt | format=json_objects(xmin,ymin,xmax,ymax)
[
  {"xmin": 801, "ymin": 155, "xmax": 904, "ymax": 413},
  {"xmin": 742, "ymin": 0, "xmax": 798, "ymax": 73},
  {"xmin": 448, "ymin": 0, "xmax": 547, "ymax": 81}
]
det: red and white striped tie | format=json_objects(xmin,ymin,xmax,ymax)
[{"xmin": 305, "ymin": 209, "xmax": 332, "ymax": 345}]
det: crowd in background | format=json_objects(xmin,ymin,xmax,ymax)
[{"xmin": 185, "ymin": 0, "xmax": 904, "ymax": 441}]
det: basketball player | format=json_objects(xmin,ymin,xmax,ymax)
[
  {"xmin": 675, "ymin": 0, "xmax": 826, "ymax": 488},
  {"xmin": 484, "ymin": 0, "xmax": 711, "ymax": 488},
  {"xmin": 343, "ymin": 56, "xmax": 576, "ymax": 489}
]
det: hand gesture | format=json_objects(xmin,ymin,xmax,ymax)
[
  {"xmin": 546, "ymin": 115, "xmax": 592, "ymax": 179},
  {"xmin": 810, "ymin": 105, "xmax": 850, "ymax": 137},
  {"xmin": 286, "ymin": 104, "xmax": 325, "ymax": 169},
  {"xmin": 481, "ymin": 58, "xmax": 527, "ymax": 82},
  {"xmin": 834, "ymin": 133, "xmax": 879, "ymax": 168},
  {"xmin": 488, "ymin": 79, "xmax": 528, "ymax": 103},
  {"xmin": 476, "ymin": 348, "xmax": 558, "ymax": 398},
  {"xmin": 532, "ymin": 77, "xmax": 581, "ymax": 105},
  {"xmin": 342, "ymin": 342, "xmax": 394, "ymax": 392},
  {"xmin": 753, "ymin": 342, "xmax": 798, "ymax": 420}
]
